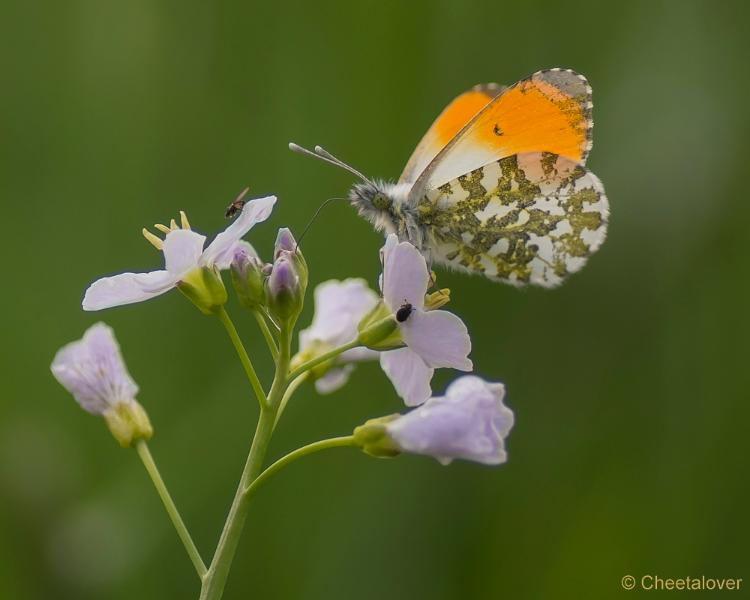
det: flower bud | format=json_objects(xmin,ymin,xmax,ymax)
[
  {"xmin": 103, "ymin": 400, "xmax": 153, "ymax": 447},
  {"xmin": 274, "ymin": 227, "xmax": 296, "ymax": 257},
  {"xmin": 352, "ymin": 415, "xmax": 401, "ymax": 458},
  {"xmin": 177, "ymin": 266, "xmax": 228, "ymax": 315},
  {"xmin": 357, "ymin": 301, "xmax": 402, "ymax": 350},
  {"xmin": 274, "ymin": 228, "xmax": 308, "ymax": 291},
  {"xmin": 230, "ymin": 243, "xmax": 267, "ymax": 310},
  {"xmin": 266, "ymin": 255, "xmax": 303, "ymax": 322}
]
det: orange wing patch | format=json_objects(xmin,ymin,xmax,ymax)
[
  {"xmin": 410, "ymin": 69, "xmax": 594, "ymax": 197},
  {"xmin": 434, "ymin": 87, "xmax": 502, "ymax": 147},
  {"xmin": 398, "ymin": 84, "xmax": 505, "ymax": 185},
  {"xmin": 472, "ymin": 75, "xmax": 591, "ymax": 162}
]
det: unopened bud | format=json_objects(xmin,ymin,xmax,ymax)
[
  {"xmin": 275, "ymin": 228, "xmax": 308, "ymax": 291},
  {"xmin": 267, "ymin": 256, "xmax": 303, "ymax": 322},
  {"xmin": 231, "ymin": 243, "xmax": 266, "ymax": 310},
  {"xmin": 274, "ymin": 227, "xmax": 296, "ymax": 257}
]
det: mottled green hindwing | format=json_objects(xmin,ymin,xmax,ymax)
[{"xmin": 417, "ymin": 152, "xmax": 608, "ymax": 287}]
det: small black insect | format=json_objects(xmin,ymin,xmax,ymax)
[
  {"xmin": 396, "ymin": 302, "xmax": 413, "ymax": 323},
  {"xmin": 225, "ymin": 187, "xmax": 250, "ymax": 219}
]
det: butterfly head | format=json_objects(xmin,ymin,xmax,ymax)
[
  {"xmin": 289, "ymin": 142, "xmax": 412, "ymax": 236},
  {"xmin": 348, "ymin": 180, "xmax": 412, "ymax": 236},
  {"xmin": 348, "ymin": 180, "xmax": 390, "ymax": 210}
]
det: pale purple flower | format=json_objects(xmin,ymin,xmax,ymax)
[
  {"xmin": 298, "ymin": 279, "xmax": 379, "ymax": 394},
  {"xmin": 379, "ymin": 234, "xmax": 472, "ymax": 406},
  {"xmin": 386, "ymin": 375, "xmax": 514, "ymax": 465},
  {"xmin": 82, "ymin": 196, "xmax": 276, "ymax": 311},
  {"xmin": 51, "ymin": 323, "xmax": 139, "ymax": 414}
]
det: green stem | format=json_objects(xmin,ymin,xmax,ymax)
[
  {"xmin": 135, "ymin": 440, "xmax": 207, "ymax": 578},
  {"xmin": 217, "ymin": 306, "xmax": 267, "ymax": 409},
  {"xmin": 274, "ymin": 372, "xmax": 308, "ymax": 428},
  {"xmin": 200, "ymin": 326, "xmax": 293, "ymax": 600},
  {"xmin": 244, "ymin": 436, "xmax": 355, "ymax": 499},
  {"xmin": 252, "ymin": 310, "xmax": 279, "ymax": 362},
  {"xmin": 287, "ymin": 339, "xmax": 360, "ymax": 380}
]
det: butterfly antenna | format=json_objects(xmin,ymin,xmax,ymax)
[
  {"xmin": 313, "ymin": 145, "xmax": 372, "ymax": 183},
  {"xmin": 289, "ymin": 142, "xmax": 372, "ymax": 184},
  {"xmin": 294, "ymin": 197, "xmax": 347, "ymax": 251}
]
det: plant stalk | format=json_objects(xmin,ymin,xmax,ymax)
[
  {"xmin": 217, "ymin": 307, "xmax": 267, "ymax": 409},
  {"xmin": 136, "ymin": 440, "xmax": 207, "ymax": 578},
  {"xmin": 199, "ymin": 327, "xmax": 292, "ymax": 599}
]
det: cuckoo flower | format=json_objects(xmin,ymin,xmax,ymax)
[
  {"xmin": 82, "ymin": 196, "xmax": 276, "ymax": 311},
  {"xmin": 387, "ymin": 376, "xmax": 513, "ymax": 465},
  {"xmin": 354, "ymin": 376, "xmax": 514, "ymax": 465},
  {"xmin": 295, "ymin": 279, "xmax": 379, "ymax": 393},
  {"xmin": 375, "ymin": 234, "xmax": 472, "ymax": 406},
  {"xmin": 51, "ymin": 323, "xmax": 152, "ymax": 447}
]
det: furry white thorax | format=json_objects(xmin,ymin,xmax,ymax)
[{"xmin": 348, "ymin": 180, "xmax": 426, "ymax": 248}]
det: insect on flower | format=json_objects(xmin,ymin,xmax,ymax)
[
  {"xmin": 225, "ymin": 187, "xmax": 250, "ymax": 219},
  {"xmin": 290, "ymin": 68, "xmax": 609, "ymax": 288},
  {"xmin": 395, "ymin": 302, "xmax": 413, "ymax": 323},
  {"xmin": 82, "ymin": 196, "xmax": 276, "ymax": 311}
]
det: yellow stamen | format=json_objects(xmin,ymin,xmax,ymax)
[
  {"xmin": 154, "ymin": 223, "xmax": 171, "ymax": 234},
  {"xmin": 180, "ymin": 211, "xmax": 191, "ymax": 230},
  {"xmin": 142, "ymin": 228, "xmax": 164, "ymax": 250},
  {"xmin": 425, "ymin": 288, "xmax": 451, "ymax": 310},
  {"xmin": 170, "ymin": 219, "xmax": 178, "ymax": 230}
]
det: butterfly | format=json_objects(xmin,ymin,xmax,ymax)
[{"xmin": 290, "ymin": 68, "xmax": 608, "ymax": 287}]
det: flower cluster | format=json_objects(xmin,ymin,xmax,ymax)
[
  {"xmin": 56, "ymin": 198, "xmax": 513, "ymax": 462},
  {"xmin": 83, "ymin": 198, "xmax": 276, "ymax": 314},
  {"xmin": 50, "ymin": 193, "xmax": 515, "ymax": 597}
]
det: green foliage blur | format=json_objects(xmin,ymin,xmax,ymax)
[{"xmin": 2, "ymin": 1, "xmax": 749, "ymax": 598}]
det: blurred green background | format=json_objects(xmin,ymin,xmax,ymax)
[{"xmin": 2, "ymin": 0, "xmax": 749, "ymax": 598}]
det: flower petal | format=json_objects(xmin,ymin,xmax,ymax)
[
  {"xmin": 380, "ymin": 347, "xmax": 434, "ymax": 406},
  {"xmin": 51, "ymin": 323, "xmax": 139, "ymax": 414},
  {"xmin": 401, "ymin": 309, "xmax": 472, "ymax": 370},
  {"xmin": 163, "ymin": 229, "xmax": 206, "ymax": 276},
  {"xmin": 300, "ymin": 279, "xmax": 379, "ymax": 349},
  {"xmin": 340, "ymin": 346, "xmax": 379, "ymax": 363},
  {"xmin": 82, "ymin": 270, "xmax": 176, "ymax": 311},
  {"xmin": 202, "ymin": 195, "xmax": 277, "ymax": 268},
  {"xmin": 315, "ymin": 365, "xmax": 355, "ymax": 395},
  {"xmin": 386, "ymin": 375, "xmax": 514, "ymax": 465},
  {"xmin": 381, "ymin": 234, "xmax": 429, "ymax": 311},
  {"xmin": 446, "ymin": 377, "xmax": 514, "ymax": 439}
]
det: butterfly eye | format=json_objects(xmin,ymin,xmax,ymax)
[{"xmin": 372, "ymin": 193, "xmax": 392, "ymax": 211}]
